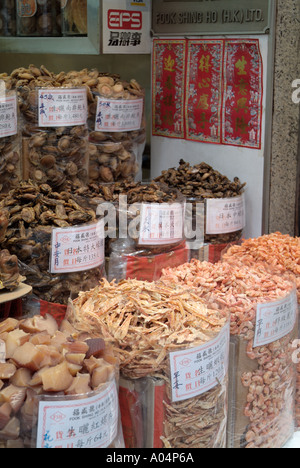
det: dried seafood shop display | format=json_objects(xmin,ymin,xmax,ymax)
[
  {"xmin": 17, "ymin": 78, "xmax": 89, "ymax": 190},
  {"xmin": 0, "ymin": 182, "xmax": 104, "ymax": 306},
  {"xmin": 0, "ymin": 89, "xmax": 21, "ymax": 195},
  {"xmin": 222, "ymin": 233, "xmax": 300, "ymax": 429},
  {"xmin": 7, "ymin": 65, "xmax": 146, "ymax": 187},
  {"xmin": 0, "ymin": 315, "xmax": 123, "ymax": 448},
  {"xmin": 87, "ymin": 76, "xmax": 146, "ymax": 184},
  {"xmin": 104, "ymin": 182, "xmax": 188, "ymax": 282},
  {"xmin": 161, "ymin": 260, "xmax": 298, "ymax": 448},
  {"xmin": 155, "ymin": 160, "xmax": 246, "ymax": 262},
  {"xmin": 68, "ymin": 279, "xmax": 230, "ymax": 449}
]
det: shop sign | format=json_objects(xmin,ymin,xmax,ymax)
[
  {"xmin": 152, "ymin": 0, "xmax": 272, "ymax": 35},
  {"xmin": 102, "ymin": 0, "xmax": 151, "ymax": 54}
]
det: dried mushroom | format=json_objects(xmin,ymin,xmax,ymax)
[
  {"xmin": 0, "ymin": 182, "xmax": 102, "ymax": 305},
  {"xmin": 156, "ymin": 159, "xmax": 246, "ymax": 246},
  {"xmin": 0, "ymin": 249, "xmax": 25, "ymax": 291}
]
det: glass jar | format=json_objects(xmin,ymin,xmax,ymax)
[{"xmin": 16, "ymin": 0, "xmax": 61, "ymax": 37}]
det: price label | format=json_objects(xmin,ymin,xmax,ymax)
[
  {"xmin": 95, "ymin": 97, "xmax": 143, "ymax": 132},
  {"xmin": 0, "ymin": 94, "xmax": 18, "ymax": 138},
  {"xmin": 169, "ymin": 322, "xmax": 230, "ymax": 402},
  {"xmin": 139, "ymin": 203, "xmax": 184, "ymax": 246},
  {"xmin": 36, "ymin": 380, "xmax": 119, "ymax": 449},
  {"xmin": 206, "ymin": 194, "xmax": 246, "ymax": 235},
  {"xmin": 38, "ymin": 88, "xmax": 87, "ymax": 127},
  {"xmin": 50, "ymin": 221, "xmax": 104, "ymax": 274},
  {"xmin": 254, "ymin": 289, "xmax": 298, "ymax": 347}
]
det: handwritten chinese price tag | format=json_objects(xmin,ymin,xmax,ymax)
[
  {"xmin": 38, "ymin": 88, "xmax": 87, "ymax": 127},
  {"xmin": 206, "ymin": 194, "xmax": 246, "ymax": 235},
  {"xmin": 253, "ymin": 289, "xmax": 297, "ymax": 348},
  {"xmin": 36, "ymin": 380, "xmax": 119, "ymax": 449},
  {"xmin": 95, "ymin": 97, "xmax": 143, "ymax": 132},
  {"xmin": 139, "ymin": 203, "xmax": 184, "ymax": 246},
  {"xmin": 50, "ymin": 221, "xmax": 104, "ymax": 274},
  {"xmin": 169, "ymin": 322, "xmax": 230, "ymax": 402},
  {"xmin": 0, "ymin": 94, "xmax": 18, "ymax": 138}
]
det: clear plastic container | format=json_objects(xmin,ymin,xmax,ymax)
[{"xmin": 21, "ymin": 86, "xmax": 89, "ymax": 190}]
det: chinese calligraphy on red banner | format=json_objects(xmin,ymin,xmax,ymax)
[
  {"xmin": 152, "ymin": 39, "xmax": 263, "ymax": 150},
  {"xmin": 152, "ymin": 39, "xmax": 186, "ymax": 139},
  {"xmin": 222, "ymin": 39, "xmax": 263, "ymax": 149},
  {"xmin": 186, "ymin": 40, "xmax": 224, "ymax": 144}
]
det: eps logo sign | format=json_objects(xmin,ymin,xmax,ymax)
[{"xmin": 108, "ymin": 9, "xmax": 142, "ymax": 30}]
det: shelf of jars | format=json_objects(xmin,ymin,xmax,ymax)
[{"xmin": 0, "ymin": 0, "xmax": 100, "ymax": 55}]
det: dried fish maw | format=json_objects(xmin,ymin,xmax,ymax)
[
  {"xmin": 29, "ymin": 367, "xmax": 50, "ymax": 387},
  {"xmin": 66, "ymin": 362, "xmax": 83, "ymax": 377},
  {"xmin": 19, "ymin": 314, "xmax": 58, "ymax": 336},
  {"xmin": 37, "ymin": 345, "xmax": 64, "ymax": 368},
  {"xmin": 9, "ymin": 368, "xmax": 32, "ymax": 388},
  {"xmin": 83, "ymin": 356, "xmax": 106, "ymax": 374},
  {"xmin": 0, "ymin": 363, "xmax": 17, "ymax": 380},
  {"xmin": 41, "ymin": 361, "xmax": 74, "ymax": 392},
  {"xmin": 5, "ymin": 329, "xmax": 30, "ymax": 359},
  {"xmin": 65, "ymin": 353, "xmax": 86, "ymax": 366},
  {"xmin": 0, "ymin": 403, "xmax": 12, "ymax": 430},
  {"xmin": 0, "ymin": 417, "xmax": 20, "ymax": 440},
  {"xmin": 0, "ymin": 318, "xmax": 19, "ymax": 335},
  {"xmin": 29, "ymin": 331, "xmax": 52, "ymax": 346},
  {"xmin": 20, "ymin": 389, "xmax": 39, "ymax": 432},
  {"xmin": 50, "ymin": 330, "xmax": 71, "ymax": 350},
  {"xmin": 92, "ymin": 364, "xmax": 114, "ymax": 389},
  {"xmin": 62, "ymin": 340, "xmax": 89, "ymax": 355},
  {"xmin": 0, "ymin": 385, "xmax": 26, "ymax": 413},
  {"xmin": 65, "ymin": 373, "xmax": 91, "ymax": 396},
  {"xmin": 11, "ymin": 342, "xmax": 46, "ymax": 372}
]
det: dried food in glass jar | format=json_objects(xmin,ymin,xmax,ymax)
[
  {"xmin": 0, "ymin": 182, "xmax": 105, "ymax": 306},
  {"xmin": 16, "ymin": 0, "xmax": 61, "ymax": 37},
  {"xmin": 20, "ymin": 86, "xmax": 89, "ymax": 191}
]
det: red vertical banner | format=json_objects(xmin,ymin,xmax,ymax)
[
  {"xmin": 152, "ymin": 39, "xmax": 186, "ymax": 139},
  {"xmin": 185, "ymin": 39, "xmax": 224, "ymax": 144},
  {"xmin": 222, "ymin": 39, "xmax": 263, "ymax": 149}
]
